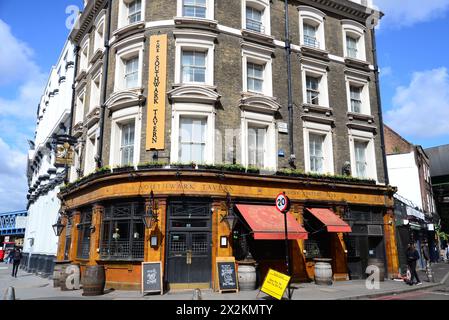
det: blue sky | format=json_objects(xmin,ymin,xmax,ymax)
[{"xmin": 0, "ymin": 0, "xmax": 449, "ymax": 211}]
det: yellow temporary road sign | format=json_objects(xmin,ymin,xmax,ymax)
[{"xmin": 260, "ymin": 269, "xmax": 291, "ymax": 300}]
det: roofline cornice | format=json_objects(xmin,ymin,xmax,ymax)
[{"xmin": 69, "ymin": 0, "xmax": 107, "ymax": 44}]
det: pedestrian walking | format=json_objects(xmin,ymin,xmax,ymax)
[
  {"xmin": 406, "ymin": 243, "xmax": 422, "ymax": 286},
  {"xmin": 10, "ymin": 247, "xmax": 22, "ymax": 278}
]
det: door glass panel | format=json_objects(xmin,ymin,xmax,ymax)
[
  {"xmin": 170, "ymin": 234, "xmax": 187, "ymax": 253},
  {"xmin": 192, "ymin": 233, "xmax": 209, "ymax": 254}
]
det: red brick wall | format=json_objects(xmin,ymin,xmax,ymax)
[{"xmin": 384, "ymin": 125, "xmax": 413, "ymax": 155}]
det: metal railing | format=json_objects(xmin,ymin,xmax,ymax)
[
  {"xmin": 246, "ymin": 19, "xmax": 265, "ymax": 33},
  {"xmin": 304, "ymin": 35, "xmax": 319, "ymax": 48},
  {"xmin": 100, "ymin": 240, "xmax": 144, "ymax": 260}
]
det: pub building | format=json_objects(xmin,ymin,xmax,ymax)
[{"xmin": 55, "ymin": 0, "xmax": 398, "ymax": 291}]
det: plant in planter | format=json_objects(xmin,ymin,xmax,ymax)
[
  {"xmin": 170, "ymin": 162, "xmax": 196, "ymax": 169},
  {"xmin": 246, "ymin": 166, "xmax": 260, "ymax": 174},
  {"xmin": 218, "ymin": 164, "xmax": 246, "ymax": 173},
  {"xmin": 113, "ymin": 164, "xmax": 134, "ymax": 173},
  {"xmin": 137, "ymin": 161, "xmax": 165, "ymax": 170}
]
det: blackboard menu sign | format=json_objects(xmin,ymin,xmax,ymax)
[
  {"xmin": 216, "ymin": 257, "xmax": 239, "ymax": 293},
  {"xmin": 141, "ymin": 262, "xmax": 163, "ymax": 295}
]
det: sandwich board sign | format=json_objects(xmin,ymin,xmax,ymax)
[
  {"xmin": 216, "ymin": 257, "xmax": 239, "ymax": 293},
  {"xmin": 142, "ymin": 262, "xmax": 163, "ymax": 295},
  {"xmin": 260, "ymin": 269, "xmax": 291, "ymax": 300}
]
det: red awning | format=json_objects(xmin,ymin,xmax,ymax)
[
  {"xmin": 236, "ymin": 204, "xmax": 308, "ymax": 240},
  {"xmin": 306, "ymin": 208, "xmax": 352, "ymax": 233}
]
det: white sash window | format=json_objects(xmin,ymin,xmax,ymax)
[
  {"xmin": 182, "ymin": 50, "xmax": 207, "ymax": 84},
  {"xmin": 183, "ymin": 0, "xmax": 207, "ymax": 18},
  {"xmin": 120, "ymin": 122, "xmax": 135, "ymax": 166},
  {"xmin": 248, "ymin": 126, "xmax": 267, "ymax": 168},
  {"xmin": 125, "ymin": 57, "xmax": 139, "ymax": 89},
  {"xmin": 128, "ymin": 0, "xmax": 142, "ymax": 24},
  {"xmin": 309, "ymin": 133, "xmax": 324, "ymax": 173},
  {"xmin": 179, "ymin": 117, "xmax": 207, "ymax": 164}
]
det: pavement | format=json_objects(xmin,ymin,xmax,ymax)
[{"xmin": 1, "ymin": 262, "xmax": 449, "ymax": 300}]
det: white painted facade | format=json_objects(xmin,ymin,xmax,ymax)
[
  {"xmin": 387, "ymin": 152, "xmax": 423, "ymax": 210},
  {"xmin": 24, "ymin": 40, "xmax": 76, "ymax": 271}
]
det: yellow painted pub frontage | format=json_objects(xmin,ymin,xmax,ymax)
[{"xmin": 56, "ymin": 170, "xmax": 399, "ymax": 291}]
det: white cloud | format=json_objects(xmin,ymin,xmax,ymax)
[
  {"xmin": 375, "ymin": 0, "xmax": 449, "ymax": 27},
  {"xmin": 0, "ymin": 19, "xmax": 47, "ymax": 211},
  {"xmin": 0, "ymin": 19, "xmax": 47, "ymax": 119},
  {"xmin": 380, "ymin": 66, "xmax": 392, "ymax": 78},
  {"xmin": 385, "ymin": 67, "xmax": 449, "ymax": 139},
  {"xmin": 0, "ymin": 138, "xmax": 28, "ymax": 211}
]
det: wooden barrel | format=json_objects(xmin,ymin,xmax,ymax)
[
  {"xmin": 314, "ymin": 262, "xmax": 333, "ymax": 285},
  {"xmin": 82, "ymin": 265, "xmax": 106, "ymax": 296},
  {"xmin": 367, "ymin": 258, "xmax": 385, "ymax": 282},
  {"xmin": 237, "ymin": 265, "xmax": 257, "ymax": 291},
  {"xmin": 60, "ymin": 264, "xmax": 81, "ymax": 291}
]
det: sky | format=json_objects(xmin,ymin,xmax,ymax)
[{"xmin": 0, "ymin": 0, "xmax": 449, "ymax": 212}]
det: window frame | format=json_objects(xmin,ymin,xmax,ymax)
[
  {"xmin": 177, "ymin": 0, "xmax": 215, "ymax": 20},
  {"xmin": 298, "ymin": 6, "xmax": 326, "ymax": 51},
  {"xmin": 242, "ymin": 0, "xmax": 271, "ymax": 35},
  {"xmin": 342, "ymin": 20, "xmax": 367, "ymax": 61},
  {"xmin": 75, "ymin": 90, "xmax": 86, "ymax": 124},
  {"xmin": 109, "ymin": 106, "xmax": 142, "ymax": 168},
  {"xmin": 345, "ymin": 74, "xmax": 371, "ymax": 115},
  {"xmin": 301, "ymin": 62, "xmax": 329, "ymax": 108},
  {"xmin": 303, "ymin": 121, "xmax": 334, "ymax": 174},
  {"xmin": 114, "ymin": 42, "xmax": 144, "ymax": 92},
  {"xmin": 89, "ymin": 70, "xmax": 102, "ymax": 111},
  {"xmin": 118, "ymin": 0, "xmax": 146, "ymax": 29},
  {"xmin": 76, "ymin": 209, "xmax": 92, "ymax": 260},
  {"xmin": 242, "ymin": 49, "xmax": 273, "ymax": 96},
  {"xmin": 175, "ymin": 36, "xmax": 215, "ymax": 86},
  {"xmin": 241, "ymin": 110, "xmax": 277, "ymax": 170},
  {"xmin": 170, "ymin": 103, "xmax": 215, "ymax": 165},
  {"xmin": 99, "ymin": 202, "xmax": 145, "ymax": 261},
  {"xmin": 348, "ymin": 129, "xmax": 377, "ymax": 181},
  {"xmin": 84, "ymin": 126, "xmax": 98, "ymax": 175}
]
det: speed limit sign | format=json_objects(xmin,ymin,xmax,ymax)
[{"xmin": 275, "ymin": 193, "xmax": 290, "ymax": 213}]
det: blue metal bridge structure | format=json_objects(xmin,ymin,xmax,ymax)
[{"xmin": 0, "ymin": 210, "xmax": 27, "ymax": 236}]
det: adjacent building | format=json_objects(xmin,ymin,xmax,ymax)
[
  {"xmin": 23, "ymin": 40, "xmax": 76, "ymax": 277},
  {"xmin": 52, "ymin": 0, "xmax": 398, "ymax": 291},
  {"xmin": 384, "ymin": 125, "xmax": 438, "ymax": 269},
  {"xmin": 425, "ymin": 144, "xmax": 449, "ymax": 241}
]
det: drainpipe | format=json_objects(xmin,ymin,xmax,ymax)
[
  {"xmin": 65, "ymin": 45, "xmax": 80, "ymax": 184},
  {"xmin": 96, "ymin": 0, "xmax": 113, "ymax": 169},
  {"xmin": 284, "ymin": 0, "xmax": 295, "ymax": 168},
  {"xmin": 371, "ymin": 27, "xmax": 389, "ymax": 186}
]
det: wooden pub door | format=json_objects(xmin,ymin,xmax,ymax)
[{"xmin": 166, "ymin": 199, "xmax": 212, "ymax": 289}]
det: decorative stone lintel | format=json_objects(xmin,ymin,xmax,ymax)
[
  {"xmin": 86, "ymin": 106, "xmax": 101, "ymax": 128},
  {"xmin": 347, "ymin": 112, "xmax": 375, "ymax": 124},
  {"xmin": 112, "ymin": 21, "xmax": 146, "ymax": 39},
  {"xmin": 346, "ymin": 122, "xmax": 377, "ymax": 133},
  {"xmin": 301, "ymin": 114, "xmax": 335, "ymax": 126},
  {"xmin": 302, "ymin": 103, "xmax": 333, "ymax": 117},
  {"xmin": 300, "ymin": 46, "xmax": 330, "ymax": 61},
  {"xmin": 73, "ymin": 121, "xmax": 85, "ymax": 138},
  {"xmin": 75, "ymin": 70, "xmax": 87, "ymax": 82},
  {"xmin": 105, "ymin": 88, "xmax": 146, "ymax": 113},
  {"xmin": 345, "ymin": 57, "xmax": 371, "ymax": 71},
  {"xmin": 174, "ymin": 17, "xmax": 218, "ymax": 29},
  {"xmin": 89, "ymin": 48, "xmax": 104, "ymax": 65},
  {"xmin": 241, "ymin": 29, "xmax": 275, "ymax": 45},
  {"xmin": 239, "ymin": 93, "xmax": 281, "ymax": 114}
]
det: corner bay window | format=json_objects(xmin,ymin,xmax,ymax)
[
  {"xmin": 309, "ymin": 133, "xmax": 324, "ymax": 173},
  {"xmin": 182, "ymin": 50, "xmax": 206, "ymax": 83},
  {"xmin": 100, "ymin": 202, "xmax": 145, "ymax": 260},
  {"xmin": 303, "ymin": 23, "xmax": 319, "ymax": 48},
  {"xmin": 120, "ymin": 122, "xmax": 135, "ymax": 166},
  {"xmin": 246, "ymin": 6, "xmax": 263, "ymax": 33},
  {"xmin": 247, "ymin": 62, "xmax": 264, "ymax": 93},
  {"xmin": 350, "ymin": 85, "xmax": 362, "ymax": 113},
  {"xmin": 248, "ymin": 126, "xmax": 267, "ymax": 168},
  {"xmin": 183, "ymin": 0, "xmax": 206, "ymax": 18},
  {"xmin": 179, "ymin": 117, "xmax": 206, "ymax": 164},
  {"xmin": 306, "ymin": 76, "xmax": 320, "ymax": 105},
  {"xmin": 125, "ymin": 56, "xmax": 139, "ymax": 88},
  {"xmin": 128, "ymin": 0, "xmax": 142, "ymax": 24},
  {"xmin": 346, "ymin": 35, "xmax": 358, "ymax": 59},
  {"xmin": 77, "ymin": 210, "xmax": 92, "ymax": 260},
  {"xmin": 354, "ymin": 141, "xmax": 368, "ymax": 178}
]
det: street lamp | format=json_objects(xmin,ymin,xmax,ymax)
[
  {"xmin": 52, "ymin": 216, "xmax": 65, "ymax": 237},
  {"xmin": 143, "ymin": 191, "xmax": 159, "ymax": 229},
  {"xmin": 220, "ymin": 193, "xmax": 238, "ymax": 230}
]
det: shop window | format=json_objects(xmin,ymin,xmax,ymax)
[
  {"xmin": 100, "ymin": 202, "xmax": 145, "ymax": 260},
  {"xmin": 64, "ymin": 216, "xmax": 72, "ymax": 260},
  {"xmin": 76, "ymin": 209, "xmax": 92, "ymax": 260}
]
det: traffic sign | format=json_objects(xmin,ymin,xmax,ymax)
[{"xmin": 275, "ymin": 193, "xmax": 290, "ymax": 213}]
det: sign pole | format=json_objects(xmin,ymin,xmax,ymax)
[
  {"xmin": 283, "ymin": 204, "xmax": 292, "ymax": 300},
  {"xmin": 276, "ymin": 192, "xmax": 292, "ymax": 300}
]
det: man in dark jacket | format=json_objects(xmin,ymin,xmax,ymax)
[
  {"xmin": 406, "ymin": 243, "xmax": 422, "ymax": 285},
  {"xmin": 10, "ymin": 247, "xmax": 22, "ymax": 278}
]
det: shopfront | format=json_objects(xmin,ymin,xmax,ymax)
[{"xmin": 57, "ymin": 169, "xmax": 398, "ymax": 291}]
